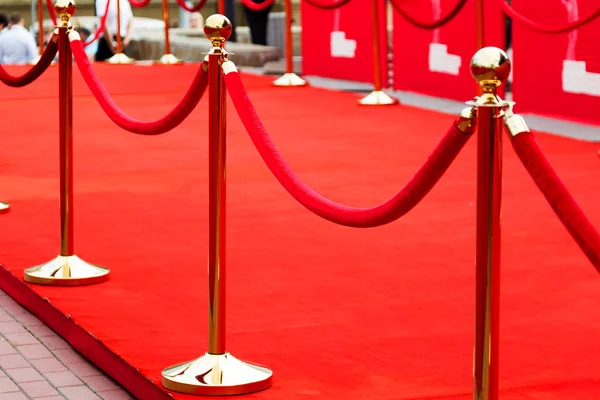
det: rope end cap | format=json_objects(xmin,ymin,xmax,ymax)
[
  {"xmin": 455, "ymin": 107, "xmax": 477, "ymax": 134},
  {"xmin": 222, "ymin": 61, "xmax": 237, "ymax": 75}
]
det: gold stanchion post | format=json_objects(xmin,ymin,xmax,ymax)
[
  {"xmin": 107, "ymin": 0, "xmax": 134, "ymax": 64},
  {"xmin": 359, "ymin": 0, "xmax": 397, "ymax": 105},
  {"xmin": 161, "ymin": 14, "xmax": 273, "ymax": 395},
  {"xmin": 273, "ymin": 0, "xmax": 306, "ymax": 86},
  {"xmin": 158, "ymin": 0, "xmax": 183, "ymax": 64},
  {"xmin": 24, "ymin": 0, "xmax": 110, "ymax": 286},
  {"xmin": 466, "ymin": 47, "xmax": 511, "ymax": 400}
]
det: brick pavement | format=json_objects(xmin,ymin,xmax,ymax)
[{"xmin": 0, "ymin": 289, "xmax": 134, "ymax": 399}]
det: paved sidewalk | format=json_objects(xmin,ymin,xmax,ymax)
[{"xmin": 0, "ymin": 290, "xmax": 133, "ymax": 400}]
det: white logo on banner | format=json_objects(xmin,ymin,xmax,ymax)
[
  {"xmin": 561, "ymin": 0, "xmax": 600, "ymax": 96},
  {"xmin": 330, "ymin": 9, "xmax": 356, "ymax": 58},
  {"xmin": 428, "ymin": 0, "xmax": 461, "ymax": 75}
]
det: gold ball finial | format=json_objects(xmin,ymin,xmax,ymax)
[
  {"xmin": 204, "ymin": 14, "xmax": 232, "ymax": 46},
  {"xmin": 55, "ymin": 0, "xmax": 76, "ymax": 25},
  {"xmin": 470, "ymin": 47, "xmax": 511, "ymax": 89}
]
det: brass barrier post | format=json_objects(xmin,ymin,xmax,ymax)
[
  {"xmin": 273, "ymin": 0, "xmax": 306, "ymax": 86},
  {"xmin": 158, "ymin": 0, "xmax": 183, "ymax": 64},
  {"xmin": 359, "ymin": 0, "xmax": 397, "ymax": 105},
  {"xmin": 107, "ymin": 0, "xmax": 134, "ymax": 64},
  {"xmin": 466, "ymin": 47, "xmax": 511, "ymax": 400},
  {"xmin": 24, "ymin": 0, "xmax": 110, "ymax": 286},
  {"xmin": 161, "ymin": 14, "xmax": 273, "ymax": 395}
]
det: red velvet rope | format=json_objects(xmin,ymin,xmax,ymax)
[
  {"xmin": 0, "ymin": 36, "xmax": 58, "ymax": 87},
  {"xmin": 390, "ymin": 0, "xmax": 467, "ymax": 30},
  {"xmin": 129, "ymin": 0, "xmax": 152, "ymax": 8},
  {"xmin": 47, "ymin": 0, "xmax": 58, "ymax": 25},
  {"xmin": 303, "ymin": 0, "xmax": 352, "ymax": 10},
  {"xmin": 511, "ymin": 131, "xmax": 600, "ymax": 274},
  {"xmin": 502, "ymin": 1, "xmax": 600, "ymax": 34},
  {"xmin": 224, "ymin": 69, "xmax": 471, "ymax": 228},
  {"xmin": 175, "ymin": 0, "xmax": 208, "ymax": 12},
  {"xmin": 70, "ymin": 38, "xmax": 208, "ymax": 135},
  {"xmin": 84, "ymin": 0, "xmax": 111, "ymax": 48},
  {"xmin": 240, "ymin": 0, "xmax": 276, "ymax": 11}
]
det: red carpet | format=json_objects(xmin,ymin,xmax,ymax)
[{"xmin": 1, "ymin": 64, "xmax": 599, "ymax": 399}]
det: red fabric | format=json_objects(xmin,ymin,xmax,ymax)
[
  {"xmin": 70, "ymin": 39, "xmax": 208, "ymax": 135},
  {"xmin": 47, "ymin": 0, "xmax": 57, "ymax": 25},
  {"xmin": 1, "ymin": 68, "xmax": 600, "ymax": 400},
  {"xmin": 502, "ymin": 0, "xmax": 600, "ymax": 33},
  {"xmin": 129, "ymin": 0, "xmax": 152, "ymax": 8},
  {"xmin": 511, "ymin": 0, "xmax": 600, "ymax": 125},
  {"xmin": 175, "ymin": 0, "xmax": 208, "ymax": 12},
  {"xmin": 303, "ymin": 0, "xmax": 352, "ymax": 10},
  {"xmin": 392, "ymin": 0, "xmax": 505, "ymax": 101},
  {"xmin": 225, "ymin": 70, "xmax": 471, "ymax": 227},
  {"xmin": 240, "ymin": 0, "xmax": 275, "ymax": 11},
  {"xmin": 390, "ymin": 0, "xmax": 468, "ymax": 30},
  {"xmin": 301, "ymin": 0, "xmax": 388, "ymax": 84},
  {"xmin": 0, "ymin": 37, "xmax": 57, "ymax": 87},
  {"xmin": 510, "ymin": 131, "xmax": 600, "ymax": 274},
  {"xmin": 84, "ymin": 0, "xmax": 111, "ymax": 48}
]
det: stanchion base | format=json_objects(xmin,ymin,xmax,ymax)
[
  {"xmin": 273, "ymin": 73, "xmax": 307, "ymax": 87},
  {"xmin": 162, "ymin": 352, "xmax": 273, "ymax": 395},
  {"xmin": 106, "ymin": 53, "xmax": 134, "ymax": 65},
  {"xmin": 158, "ymin": 53, "xmax": 183, "ymax": 65},
  {"xmin": 0, "ymin": 202, "xmax": 9, "ymax": 214},
  {"xmin": 24, "ymin": 255, "xmax": 110, "ymax": 286},
  {"xmin": 358, "ymin": 90, "xmax": 399, "ymax": 106}
]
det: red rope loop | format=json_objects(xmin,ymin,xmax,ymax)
[
  {"xmin": 47, "ymin": 0, "xmax": 57, "ymax": 25},
  {"xmin": 510, "ymin": 131, "xmax": 600, "ymax": 274},
  {"xmin": 83, "ymin": 0, "xmax": 111, "ymax": 48},
  {"xmin": 390, "ymin": 0, "xmax": 467, "ymax": 30},
  {"xmin": 224, "ymin": 68, "xmax": 472, "ymax": 228},
  {"xmin": 240, "ymin": 0, "xmax": 276, "ymax": 11},
  {"xmin": 303, "ymin": 0, "xmax": 352, "ymax": 10},
  {"xmin": 129, "ymin": 0, "xmax": 152, "ymax": 8},
  {"xmin": 501, "ymin": 1, "xmax": 600, "ymax": 34},
  {"xmin": 175, "ymin": 0, "xmax": 208, "ymax": 12},
  {"xmin": 0, "ymin": 35, "xmax": 58, "ymax": 87},
  {"xmin": 70, "ymin": 37, "xmax": 208, "ymax": 135}
]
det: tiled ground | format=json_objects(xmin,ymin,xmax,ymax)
[{"xmin": 0, "ymin": 290, "xmax": 133, "ymax": 400}]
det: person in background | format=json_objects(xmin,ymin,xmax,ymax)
[
  {"xmin": 0, "ymin": 14, "xmax": 38, "ymax": 64},
  {"xmin": 95, "ymin": 0, "xmax": 134, "ymax": 61},
  {"xmin": 0, "ymin": 13, "xmax": 8, "ymax": 36},
  {"xmin": 189, "ymin": 12, "xmax": 204, "ymax": 30},
  {"xmin": 243, "ymin": 0, "xmax": 272, "ymax": 46}
]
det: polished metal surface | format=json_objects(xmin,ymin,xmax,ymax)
[
  {"xmin": 24, "ymin": 255, "xmax": 110, "ymax": 285},
  {"xmin": 107, "ymin": 52, "xmax": 134, "ymax": 64},
  {"xmin": 503, "ymin": 102, "xmax": 530, "ymax": 137},
  {"xmin": 158, "ymin": 53, "xmax": 183, "ymax": 65},
  {"xmin": 359, "ymin": 90, "xmax": 398, "ymax": 105},
  {"xmin": 455, "ymin": 106, "xmax": 478, "ymax": 134},
  {"xmin": 471, "ymin": 46, "xmax": 511, "ymax": 400},
  {"xmin": 0, "ymin": 202, "xmax": 9, "ymax": 214},
  {"xmin": 161, "ymin": 16, "xmax": 272, "ymax": 395},
  {"xmin": 55, "ymin": 0, "xmax": 76, "ymax": 27},
  {"xmin": 162, "ymin": 353, "xmax": 273, "ymax": 395},
  {"xmin": 273, "ymin": 73, "xmax": 307, "ymax": 87},
  {"xmin": 26, "ymin": 14, "xmax": 110, "ymax": 286}
]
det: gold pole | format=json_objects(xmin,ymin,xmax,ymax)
[
  {"xmin": 158, "ymin": 0, "xmax": 182, "ymax": 64},
  {"xmin": 161, "ymin": 14, "xmax": 273, "ymax": 395},
  {"xmin": 24, "ymin": 0, "xmax": 110, "ymax": 286},
  {"xmin": 273, "ymin": 0, "xmax": 306, "ymax": 86},
  {"xmin": 358, "ymin": 0, "xmax": 397, "ymax": 105},
  {"xmin": 466, "ymin": 47, "xmax": 511, "ymax": 400},
  {"xmin": 107, "ymin": 0, "xmax": 134, "ymax": 64}
]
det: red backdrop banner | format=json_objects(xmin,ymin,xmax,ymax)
[
  {"xmin": 512, "ymin": 0, "xmax": 600, "ymax": 125},
  {"xmin": 301, "ymin": 0, "xmax": 388, "ymax": 85},
  {"xmin": 392, "ymin": 0, "xmax": 505, "ymax": 101}
]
